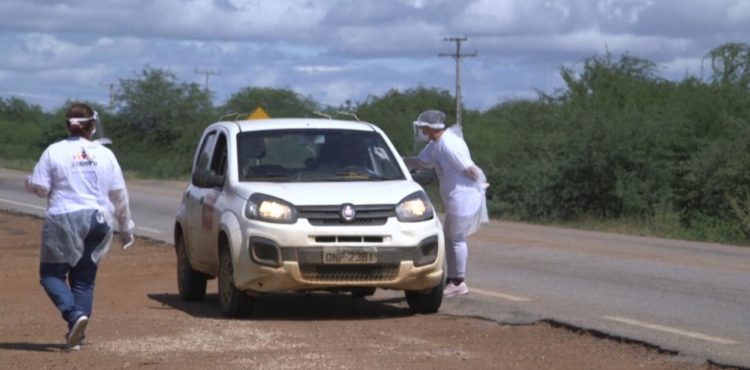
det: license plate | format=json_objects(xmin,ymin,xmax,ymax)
[{"xmin": 322, "ymin": 248, "xmax": 377, "ymax": 264}]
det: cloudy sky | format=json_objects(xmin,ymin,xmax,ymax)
[{"xmin": 0, "ymin": 0, "xmax": 748, "ymax": 112}]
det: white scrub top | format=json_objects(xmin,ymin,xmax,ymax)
[
  {"xmin": 28, "ymin": 137, "xmax": 131, "ymax": 265},
  {"xmin": 417, "ymin": 128, "xmax": 483, "ymax": 217},
  {"xmin": 29, "ymin": 137, "xmax": 126, "ymax": 216}
]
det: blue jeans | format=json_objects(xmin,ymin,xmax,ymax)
[{"xmin": 39, "ymin": 212, "xmax": 109, "ymax": 330}]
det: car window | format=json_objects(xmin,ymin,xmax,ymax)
[
  {"xmin": 237, "ymin": 129, "xmax": 405, "ymax": 182},
  {"xmin": 195, "ymin": 131, "xmax": 217, "ymax": 173},
  {"xmin": 211, "ymin": 133, "xmax": 228, "ymax": 177}
]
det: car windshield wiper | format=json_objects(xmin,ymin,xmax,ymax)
[
  {"xmin": 333, "ymin": 172, "xmax": 398, "ymax": 181},
  {"xmin": 244, "ymin": 173, "xmax": 289, "ymax": 180}
]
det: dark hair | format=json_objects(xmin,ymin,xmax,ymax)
[{"xmin": 65, "ymin": 102, "xmax": 96, "ymax": 137}]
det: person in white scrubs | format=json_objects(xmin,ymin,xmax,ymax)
[
  {"xmin": 25, "ymin": 102, "xmax": 135, "ymax": 351},
  {"xmin": 406, "ymin": 110, "xmax": 489, "ymax": 297}
]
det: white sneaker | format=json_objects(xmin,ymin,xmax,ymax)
[
  {"xmin": 443, "ymin": 282, "xmax": 469, "ymax": 298},
  {"xmin": 65, "ymin": 315, "xmax": 89, "ymax": 351},
  {"xmin": 64, "ymin": 333, "xmax": 85, "ymax": 351}
]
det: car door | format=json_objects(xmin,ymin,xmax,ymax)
[
  {"xmin": 200, "ymin": 132, "xmax": 228, "ymax": 268},
  {"xmin": 186, "ymin": 130, "xmax": 218, "ymax": 269}
]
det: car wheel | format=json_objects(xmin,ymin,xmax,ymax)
[
  {"xmin": 176, "ymin": 234, "xmax": 207, "ymax": 301},
  {"xmin": 351, "ymin": 287, "xmax": 377, "ymax": 298},
  {"xmin": 218, "ymin": 246, "xmax": 253, "ymax": 317},
  {"xmin": 405, "ymin": 278, "xmax": 444, "ymax": 314}
]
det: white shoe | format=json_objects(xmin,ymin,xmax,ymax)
[
  {"xmin": 65, "ymin": 315, "xmax": 89, "ymax": 351},
  {"xmin": 64, "ymin": 333, "xmax": 86, "ymax": 351},
  {"xmin": 443, "ymin": 282, "xmax": 469, "ymax": 298}
]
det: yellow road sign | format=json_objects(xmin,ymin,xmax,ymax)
[{"xmin": 247, "ymin": 107, "xmax": 270, "ymax": 120}]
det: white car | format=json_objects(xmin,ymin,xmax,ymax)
[{"xmin": 174, "ymin": 118, "xmax": 445, "ymax": 316}]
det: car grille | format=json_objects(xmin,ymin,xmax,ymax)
[
  {"xmin": 297, "ymin": 204, "xmax": 395, "ymax": 226},
  {"xmin": 299, "ymin": 264, "xmax": 400, "ymax": 282},
  {"xmin": 284, "ymin": 247, "xmax": 412, "ymax": 282}
]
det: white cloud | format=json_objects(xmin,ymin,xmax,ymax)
[
  {"xmin": 597, "ymin": 0, "xmax": 654, "ymax": 24},
  {"xmin": 304, "ymin": 80, "xmax": 373, "ymax": 107},
  {"xmin": 331, "ymin": 21, "xmax": 444, "ymax": 56},
  {"xmin": 661, "ymin": 57, "xmax": 706, "ymax": 79},
  {"xmin": 726, "ymin": 0, "xmax": 750, "ymax": 25},
  {"xmin": 455, "ymin": 0, "xmax": 576, "ymax": 35},
  {"xmin": 2, "ymin": 33, "xmax": 87, "ymax": 71},
  {"xmin": 294, "ymin": 65, "xmax": 351, "ymax": 74},
  {"xmin": 0, "ymin": 0, "xmax": 747, "ymax": 111}
]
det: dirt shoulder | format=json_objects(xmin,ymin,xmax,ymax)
[{"xmin": 0, "ymin": 210, "xmax": 723, "ymax": 370}]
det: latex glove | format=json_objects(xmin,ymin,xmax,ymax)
[
  {"xmin": 403, "ymin": 156, "xmax": 426, "ymax": 171},
  {"xmin": 119, "ymin": 231, "xmax": 134, "ymax": 250}
]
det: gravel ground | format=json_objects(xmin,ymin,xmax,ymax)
[{"xmin": 0, "ymin": 210, "xmax": 726, "ymax": 370}]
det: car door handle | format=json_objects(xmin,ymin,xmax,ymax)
[{"xmin": 199, "ymin": 196, "xmax": 204, "ymax": 205}]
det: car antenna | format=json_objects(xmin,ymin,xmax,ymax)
[
  {"xmin": 219, "ymin": 112, "xmax": 238, "ymax": 121},
  {"xmin": 313, "ymin": 111, "xmax": 332, "ymax": 119},
  {"xmin": 336, "ymin": 111, "xmax": 360, "ymax": 121},
  {"xmin": 234, "ymin": 112, "xmax": 251, "ymax": 121}
]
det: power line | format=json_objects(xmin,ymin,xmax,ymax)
[
  {"xmin": 194, "ymin": 69, "xmax": 221, "ymax": 94},
  {"xmin": 439, "ymin": 36, "xmax": 477, "ymax": 127}
]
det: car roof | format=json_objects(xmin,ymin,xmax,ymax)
[{"xmin": 214, "ymin": 118, "xmax": 379, "ymax": 133}]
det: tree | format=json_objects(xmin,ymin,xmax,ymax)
[
  {"xmin": 355, "ymin": 87, "xmax": 456, "ymax": 155},
  {"xmin": 220, "ymin": 87, "xmax": 318, "ymax": 119},
  {"xmin": 111, "ymin": 66, "xmax": 214, "ymax": 177},
  {"xmin": 114, "ymin": 66, "xmax": 213, "ymax": 145},
  {"xmin": 0, "ymin": 97, "xmax": 49, "ymax": 161},
  {"xmin": 706, "ymin": 42, "xmax": 750, "ymax": 91}
]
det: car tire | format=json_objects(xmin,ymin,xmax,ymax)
[
  {"xmin": 405, "ymin": 278, "xmax": 444, "ymax": 314},
  {"xmin": 176, "ymin": 234, "xmax": 207, "ymax": 301},
  {"xmin": 218, "ymin": 246, "xmax": 253, "ymax": 317}
]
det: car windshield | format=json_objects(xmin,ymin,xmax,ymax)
[{"xmin": 237, "ymin": 129, "xmax": 405, "ymax": 182}]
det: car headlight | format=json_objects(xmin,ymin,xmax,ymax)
[
  {"xmin": 245, "ymin": 193, "xmax": 297, "ymax": 224},
  {"xmin": 396, "ymin": 191, "xmax": 434, "ymax": 222}
]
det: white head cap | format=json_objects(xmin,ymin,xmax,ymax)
[{"xmin": 413, "ymin": 110, "xmax": 446, "ymax": 130}]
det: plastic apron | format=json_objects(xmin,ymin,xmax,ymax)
[{"xmin": 41, "ymin": 209, "xmax": 114, "ymax": 266}]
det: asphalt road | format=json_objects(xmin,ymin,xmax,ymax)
[{"xmin": 2, "ymin": 168, "xmax": 748, "ymax": 368}]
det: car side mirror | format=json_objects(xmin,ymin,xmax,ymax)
[
  {"xmin": 192, "ymin": 169, "xmax": 225, "ymax": 188},
  {"xmin": 410, "ymin": 167, "xmax": 436, "ymax": 186}
]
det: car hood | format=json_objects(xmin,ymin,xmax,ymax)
[{"xmin": 230, "ymin": 180, "xmax": 426, "ymax": 206}]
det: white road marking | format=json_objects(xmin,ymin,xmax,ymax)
[
  {"xmin": 0, "ymin": 199, "xmax": 164, "ymax": 235},
  {"xmin": 0, "ymin": 198, "xmax": 45, "ymax": 211},
  {"xmin": 603, "ymin": 316, "xmax": 739, "ymax": 345},
  {"xmin": 472, "ymin": 287, "xmax": 531, "ymax": 302},
  {"xmin": 136, "ymin": 226, "xmax": 163, "ymax": 234}
]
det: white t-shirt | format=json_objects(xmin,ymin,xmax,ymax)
[
  {"xmin": 29, "ymin": 137, "xmax": 126, "ymax": 216},
  {"xmin": 417, "ymin": 129, "xmax": 483, "ymax": 217}
]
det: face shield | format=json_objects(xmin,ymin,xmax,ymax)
[
  {"xmin": 413, "ymin": 124, "xmax": 429, "ymax": 143},
  {"xmin": 412, "ymin": 110, "xmax": 446, "ymax": 143},
  {"xmin": 67, "ymin": 111, "xmax": 98, "ymax": 136}
]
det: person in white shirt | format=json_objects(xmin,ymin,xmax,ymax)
[
  {"xmin": 406, "ymin": 110, "xmax": 488, "ymax": 298},
  {"xmin": 25, "ymin": 102, "xmax": 135, "ymax": 351}
]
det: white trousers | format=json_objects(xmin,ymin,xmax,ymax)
[{"xmin": 444, "ymin": 224, "xmax": 468, "ymax": 279}]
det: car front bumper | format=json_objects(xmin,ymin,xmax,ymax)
[{"xmin": 233, "ymin": 217, "xmax": 444, "ymax": 292}]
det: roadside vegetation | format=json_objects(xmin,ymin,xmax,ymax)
[{"xmin": 2, "ymin": 43, "xmax": 749, "ymax": 245}]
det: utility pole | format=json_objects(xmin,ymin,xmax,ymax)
[
  {"xmin": 107, "ymin": 83, "xmax": 114, "ymax": 110},
  {"xmin": 195, "ymin": 69, "xmax": 221, "ymax": 94},
  {"xmin": 99, "ymin": 82, "xmax": 115, "ymax": 110},
  {"xmin": 439, "ymin": 36, "xmax": 477, "ymax": 127}
]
